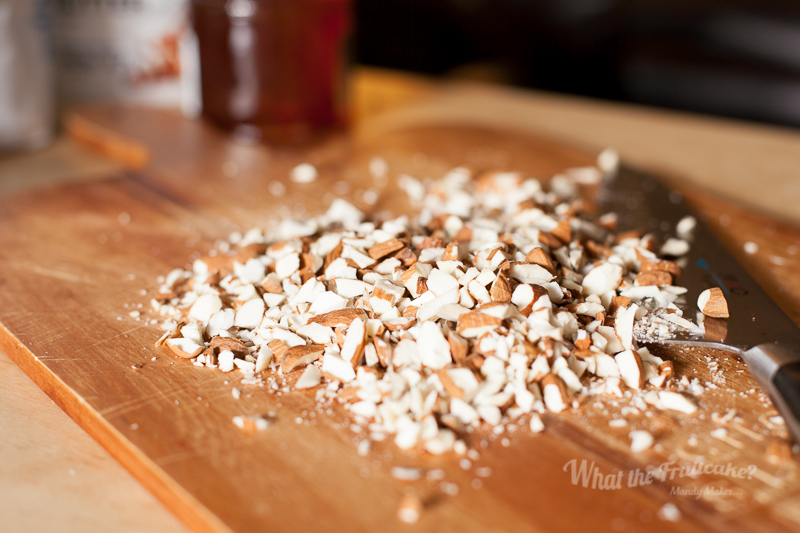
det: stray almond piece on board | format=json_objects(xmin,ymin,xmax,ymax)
[
  {"xmin": 397, "ymin": 493, "xmax": 423, "ymax": 524},
  {"xmin": 766, "ymin": 440, "xmax": 792, "ymax": 465},
  {"xmin": 368, "ymin": 238, "xmax": 404, "ymax": 260},
  {"xmin": 281, "ymin": 345, "xmax": 324, "ymax": 373},
  {"xmin": 697, "ymin": 287, "xmax": 729, "ymax": 318}
]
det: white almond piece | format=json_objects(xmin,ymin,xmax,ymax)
[
  {"xmin": 427, "ymin": 268, "xmax": 459, "ymax": 297},
  {"xmin": 325, "ymin": 257, "xmax": 357, "ymax": 280},
  {"xmin": 263, "ymin": 293, "xmax": 287, "ymax": 308},
  {"xmin": 593, "ymin": 353, "xmax": 620, "ymax": 378},
  {"xmin": 629, "ymin": 430, "xmax": 654, "ymax": 453},
  {"xmin": 676, "ymin": 216, "xmax": 696, "ymax": 240},
  {"xmin": 335, "ymin": 279, "xmax": 371, "ymax": 298},
  {"xmin": 660, "ymin": 238, "xmax": 690, "ymax": 256},
  {"xmin": 321, "ymin": 353, "xmax": 356, "ymax": 383},
  {"xmin": 234, "ymin": 298, "xmax": 265, "ymax": 329},
  {"xmin": 656, "ymin": 391, "xmax": 697, "ymax": 414},
  {"xmin": 529, "ymin": 413, "xmax": 545, "ymax": 433},
  {"xmin": 615, "ymin": 349, "xmax": 644, "ymax": 390},
  {"xmin": 166, "ymin": 337, "xmax": 204, "ymax": 358},
  {"xmin": 424, "ymin": 428, "xmax": 456, "ymax": 455},
  {"xmin": 290, "ymin": 163, "xmax": 318, "ymax": 183},
  {"xmin": 582, "ymin": 263, "xmax": 623, "ymax": 296},
  {"xmin": 275, "ymin": 253, "xmax": 300, "ymax": 279},
  {"xmin": 508, "ymin": 263, "xmax": 554, "ymax": 285},
  {"xmin": 417, "ymin": 321, "xmax": 452, "ymax": 370},
  {"xmin": 255, "ymin": 344, "xmax": 273, "ymax": 372},
  {"xmin": 477, "ymin": 405, "xmax": 502, "ymax": 425},
  {"xmin": 296, "ymin": 323, "xmax": 335, "ymax": 345},
  {"xmin": 294, "ymin": 365, "xmax": 322, "ymax": 389},
  {"xmin": 207, "ymin": 308, "xmax": 235, "ymax": 337},
  {"xmin": 308, "ymin": 291, "xmax": 348, "ymax": 315},
  {"xmin": 450, "ymin": 398, "xmax": 479, "ymax": 425},
  {"xmin": 189, "ymin": 294, "xmax": 223, "ymax": 323},
  {"xmin": 511, "ymin": 284, "xmax": 534, "ymax": 310},
  {"xmin": 467, "ymin": 280, "xmax": 492, "ymax": 304},
  {"xmin": 614, "ymin": 303, "xmax": 638, "ymax": 350},
  {"xmin": 218, "ymin": 350, "xmax": 235, "ymax": 372},
  {"xmin": 341, "ymin": 317, "xmax": 367, "ymax": 365}
]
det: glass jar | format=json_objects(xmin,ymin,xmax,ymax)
[{"xmin": 191, "ymin": 0, "xmax": 351, "ymax": 144}]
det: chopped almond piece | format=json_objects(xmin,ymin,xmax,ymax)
[
  {"xmin": 341, "ymin": 317, "xmax": 367, "ymax": 366},
  {"xmin": 402, "ymin": 306, "xmax": 418, "ymax": 318},
  {"xmin": 322, "ymin": 241, "xmax": 343, "ymax": 270},
  {"xmin": 281, "ymin": 345, "xmax": 324, "ymax": 373},
  {"xmin": 166, "ymin": 338, "xmax": 204, "ymax": 359},
  {"xmin": 636, "ymin": 270, "xmax": 672, "ymax": 286},
  {"xmin": 542, "ymin": 374, "xmax": 570, "ymax": 413},
  {"xmin": 308, "ymin": 308, "xmax": 369, "ymax": 327},
  {"xmin": 441, "ymin": 242, "xmax": 459, "ymax": 261},
  {"xmin": 698, "ymin": 287, "xmax": 729, "ymax": 318},
  {"xmin": 490, "ymin": 271, "xmax": 512, "ymax": 303},
  {"xmin": 551, "ymin": 219, "xmax": 572, "ymax": 244},
  {"xmin": 209, "ymin": 336, "xmax": 248, "ymax": 355},
  {"xmin": 267, "ymin": 339, "xmax": 289, "ymax": 362},
  {"xmin": 455, "ymin": 226, "xmax": 473, "ymax": 243},
  {"xmin": 537, "ymin": 231, "xmax": 564, "ymax": 249},
  {"xmin": 368, "ymin": 238, "xmax": 404, "ymax": 260},
  {"xmin": 393, "ymin": 247, "xmax": 417, "ymax": 267},
  {"xmin": 574, "ymin": 338, "xmax": 591, "ymax": 350},
  {"xmin": 616, "ymin": 349, "xmax": 644, "ymax": 390},
  {"xmin": 525, "ymin": 247, "xmax": 557, "ymax": 275},
  {"xmin": 447, "ymin": 331, "xmax": 469, "ymax": 363},
  {"xmin": 457, "ymin": 312, "xmax": 502, "ymax": 337},
  {"xmin": 608, "ymin": 296, "xmax": 631, "ymax": 317}
]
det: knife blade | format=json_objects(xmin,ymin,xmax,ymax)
[{"xmin": 598, "ymin": 165, "xmax": 800, "ymax": 442}]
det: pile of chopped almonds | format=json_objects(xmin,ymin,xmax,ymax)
[{"xmin": 152, "ymin": 152, "xmax": 708, "ymax": 455}]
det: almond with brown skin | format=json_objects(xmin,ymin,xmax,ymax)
[
  {"xmin": 698, "ymin": 287, "xmax": 729, "ymax": 318},
  {"xmin": 490, "ymin": 271, "xmax": 512, "ymax": 303},
  {"xmin": 267, "ymin": 339, "xmax": 289, "ymax": 362},
  {"xmin": 525, "ymin": 247, "xmax": 557, "ymax": 275},
  {"xmin": 281, "ymin": 345, "xmax": 324, "ymax": 373},
  {"xmin": 441, "ymin": 242, "xmax": 459, "ymax": 261},
  {"xmin": 636, "ymin": 270, "xmax": 672, "ymax": 287},
  {"xmin": 368, "ymin": 238, "xmax": 405, "ymax": 260},
  {"xmin": 308, "ymin": 308, "xmax": 369, "ymax": 327}
]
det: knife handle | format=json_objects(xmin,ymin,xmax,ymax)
[{"xmin": 746, "ymin": 344, "xmax": 800, "ymax": 444}]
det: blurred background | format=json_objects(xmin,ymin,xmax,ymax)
[
  {"xmin": 3, "ymin": 0, "xmax": 800, "ymax": 151},
  {"xmin": 355, "ymin": 0, "xmax": 800, "ymax": 128}
]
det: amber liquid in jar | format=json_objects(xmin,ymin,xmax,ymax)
[{"xmin": 192, "ymin": 0, "xmax": 350, "ymax": 143}]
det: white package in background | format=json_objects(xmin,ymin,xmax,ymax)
[
  {"xmin": 0, "ymin": 0, "xmax": 55, "ymax": 151},
  {"xmin": 54, "ymin": 0, "xmax": 192, "ymax": 107}
]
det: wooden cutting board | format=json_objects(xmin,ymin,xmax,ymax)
[{"xmin": 1, "ymin": 104, "xmax": 799, "ymax": 533}]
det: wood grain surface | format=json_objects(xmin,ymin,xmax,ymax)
[{"xmin": 2, "ymin": 78, "xmax": 800, "ymax": 532}]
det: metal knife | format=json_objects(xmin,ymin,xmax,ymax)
[{"xmin": 598, "ymin": 165, "xmax": 800, "ymax": 443}]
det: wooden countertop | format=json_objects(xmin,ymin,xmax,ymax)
[{"xmin": 1, "ymin": 67, "xmax": 799, "ymax": 533}]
